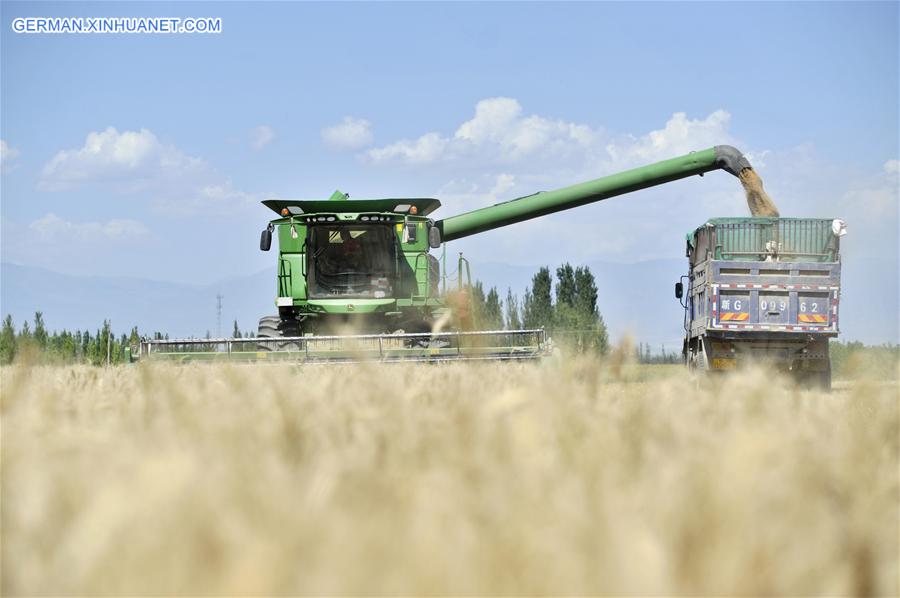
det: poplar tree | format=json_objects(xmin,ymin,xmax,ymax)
[
  {"xmin": 523, "ymin": 267, "xmax": 553, "ymax": 329},
  {"xmin": 505, "ymin": 288, "xmax": 521, "ymax": 330},
  {"xmin": 469, "ymin": 281, "xmax": 487, "ymax": 328},
  {"xmin": 0, "ymin": 315, "xmax": 16, "ymax": 364},
  {"xmin": 483, "ymin": 287, "xmax": 504, "ymax": 330},
  {"xmin": 33, "ymin": 311, "xmax": 49, "ymax": 350}
]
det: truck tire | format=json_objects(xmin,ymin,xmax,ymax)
[
  {"xmin": 257, "ymin": 315, "xmax": 302, "ymax": 351},
  {"xmin": 695, "ymin": 339, "xmax": 709, "ymax": 373},
  {"xmin": 794, "ymin": 362, "xmax": 832, "ymax": 392},
  {"xmin": 814, "ymin": 363, "xmax": 832, "ymax": 392}
]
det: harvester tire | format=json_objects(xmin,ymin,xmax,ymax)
[{"xmin": 257, "ymin": 315, "xmax": 302, "ymax": 351}]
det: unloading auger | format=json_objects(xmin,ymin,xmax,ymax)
[{"xmin": 137, "ymin": 146, "xmax": 767, "ymax": 363}]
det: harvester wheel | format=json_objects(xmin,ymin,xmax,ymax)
[{"xmin": 257, "ymin": 315, "xmax": 302, "ymax": 351}]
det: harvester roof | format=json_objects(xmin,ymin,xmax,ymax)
[{"xmin": 263, "ymin": 198, "xmax": 442, "ymax": 217}]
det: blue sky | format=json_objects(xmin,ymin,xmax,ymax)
[{"xmin": 1, "ymin": 2, "xmax": 898, "ymax": 340}]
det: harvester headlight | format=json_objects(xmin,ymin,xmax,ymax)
[
  {"xmin": 326, "ymin": 216, "xmax": 336, "ymax": 222},
  {"xmin": 361, "ymin": 216, "xmax": 369, "ymax": 221}
]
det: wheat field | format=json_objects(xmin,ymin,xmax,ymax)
[{"xmin": 1, "ymin": 358, "xmax": 897, "ymax": 596}]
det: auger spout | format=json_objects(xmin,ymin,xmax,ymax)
[{"xmin": 437, "ymin": 145, "xmax": 767, "ymax": 242}]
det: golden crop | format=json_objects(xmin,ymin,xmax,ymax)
[{"xmin": 2, "ymin": 360, "xmax": 897, "ymax": 596}]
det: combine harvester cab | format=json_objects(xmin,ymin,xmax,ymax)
[
  {"xmin": 251, "ymin": 192, "xmax": 551, "ymax": 362},
  {"xmin": 676, "ymin": 217, "xmax": 846, "ymax": 387}
]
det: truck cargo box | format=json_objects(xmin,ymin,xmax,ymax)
[
  {"xmin": 677, "ymin": 217, "xmax": 845, "ymax": 386},
  {"xmin": 687, "ymin": 217, "xmax": 841, "ymax": 265}
]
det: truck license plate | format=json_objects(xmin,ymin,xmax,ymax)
[{"xmin": 712, "ymin": 358, "xmax": 736, "ymax": 370}]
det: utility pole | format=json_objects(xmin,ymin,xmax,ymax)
[{"xmin": 216, "ymin": 294, "xmax": 223, "ymax": 338}]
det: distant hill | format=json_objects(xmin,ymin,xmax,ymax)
[
  {"xmin": 0, "ymin": 263, "xmax": 273, "ymax": 339},
  {"xmin": 1, "ymin": 257, "xmax": 894, "ymax": 346}
]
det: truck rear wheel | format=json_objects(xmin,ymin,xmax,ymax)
[
  {"xmin": 793, "ymin": 361, "xmax": 832, "ymax": 392},
  {"xmin": 815, "ymin": 366, "xmax": 833, "ymax": 392},
  {"xmin": 808, "ymin": 363, "xmax": 832, "ymax": 392}
]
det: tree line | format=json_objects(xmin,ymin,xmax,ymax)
[
  {"xmin": 1, "ymin": 262, "xmax": 610, "ymax": 364},
  {"xmin": 0, "ymin": 312, "xmax": 145, "ymax": 365},
  {"xmin": 636, "ymin": 342, "xmax": 681, "ymax": 364},
  {"xmin": 468, "ymin": 262, "xmax": 609, "ymax": 354},
  {"xmin": 0, "ymin": 312, "xmax": 262, "ymax": 365}
]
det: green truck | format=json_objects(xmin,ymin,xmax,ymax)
[{"xmin": 676, "ymin": 217, "xmax": 845, "ymax": 387}]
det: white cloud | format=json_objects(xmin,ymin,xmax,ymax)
[
  {"xmin": 199, "ymin": 180, "xmax": 255, "ymax": 204},
  {"xmin": 366, "ymin": 97, "xmax": 598, "ymax": 165},
  {"xmin": 40, "ymin": 127, "xmax": 204, "ymax": 191},
  {"xmin": 367, "ymin": 132, "xmax": 448, "ymax": 163},
  {"xmin": 455, "ymin": 97, "xmax": 595, "ymax": 158},
  {"xmin": 321, "ymin": 117, "xmax": 374, "ymax": 150},
  {"xmin": 603, "ymin": 110, "xmax": 734, "ymax": 166},
  {"xmin": 37, "ymin": 127, "xmax": 258, "ymax": 214},
  {"xmin": 1, "ymin": 139, "xmax": 21, "ymax": 172},
  {"xmin": 838, "ymin": 157, "xmax": 900, "ymax": 220},
  {"xmin": 251, "ymin": 125, "xmax": 275, "ymax": 151},
  {"xmin": 436, "ymin": 173, "xmax": 520, "ymax": 208},
  {"xmin": 489, "ymin": 173, "xmax": 516, "ymax": 198},
  {"xmin": 29, "ymin": 213, "xmax": 149, "ymax": 242}
]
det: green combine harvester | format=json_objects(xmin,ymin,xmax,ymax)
[{"xmin": 138, "ymin": 146, "xmax": 765, "ymax": 363}]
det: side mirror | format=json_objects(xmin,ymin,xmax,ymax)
[
  {"xmin": 428, "ymin": 225, "xmax": 441, "ymax": 249},
  {"xmin": 260, "ymin": 226, "xmax": 273, "ymax": 251},
  {"xmin": 674, "ymin": 282, "xmax": 683, "ymax": 299}
]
